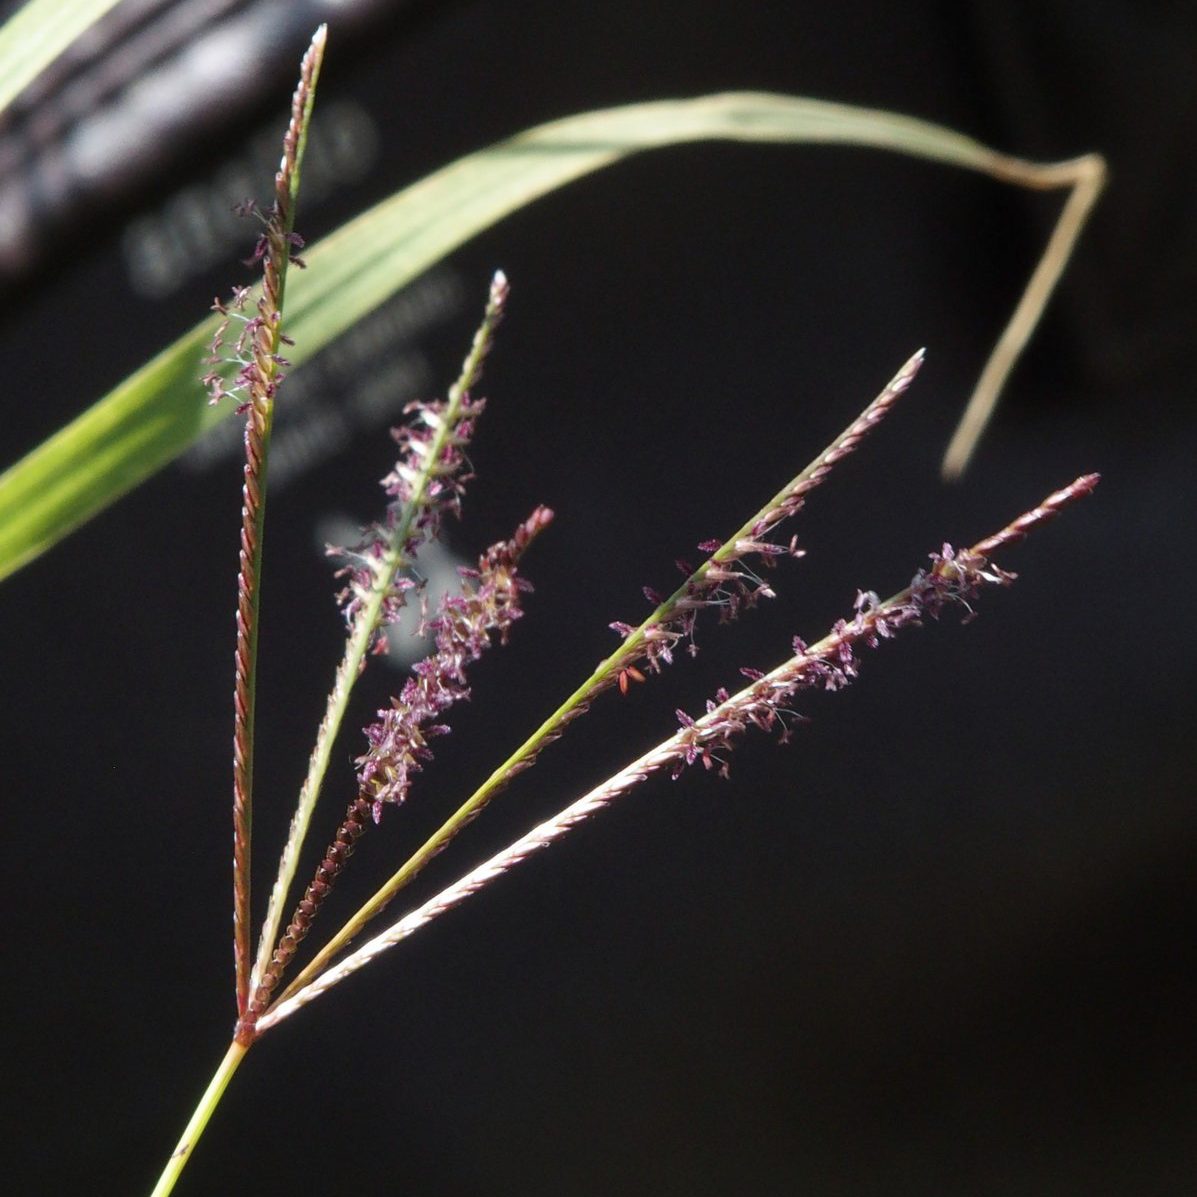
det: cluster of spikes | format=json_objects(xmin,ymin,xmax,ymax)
[
  {"xmin": 251, "ymin": 471, "xmax": 1099, "ymax": 1035},
  {"xmin": 209, "ymin": 17, "xmax": 1101, "ymax": 1057},
  {"xmin": 146, "ymin": 28, "xmax": 1110, "ymax": 1197},
  {"xmin": 240, "ymin": 298, "xmax": 1097, "ymax": 1039},
  {"xmin": 244, "ymin": 505, "xmax": 553, "ymax": 1021}
]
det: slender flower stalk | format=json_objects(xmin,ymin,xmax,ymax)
[
  {"xmin": 240, "ymin": 507, "xmax": 552, "ymax": 1035},
  {"xmin": 247, "ymin": 270, "xmax": 510, "ymax": 1007},
  {"xmin": 202, "ymin": 26, "xmax": 326, "ymax": 1018},
  {"xmin": 147, "ymin": 1041, "xmax": 249, "ymax": 1197},
  {"xmin": 257, "ymin": 473, "xmax": 1099, "ymax": 1032},
  {"xmin": 270, "ymin": 349, "xmax": 924, "ymax": 1008}
]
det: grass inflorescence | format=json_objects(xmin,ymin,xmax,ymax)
[{"xmin": 146, "ymin": 26, "xmax": 1101, "ymax": 1197}]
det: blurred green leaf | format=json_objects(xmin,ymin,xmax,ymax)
[{"xmin": 0, "ymin": 0, "xmax": 125, "ymax": 116}]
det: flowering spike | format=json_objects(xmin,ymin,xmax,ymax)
[
  {"xmin": 356, "ymin": 505, "xmax": 552, "ymax": 815},
  {"xmin": 263, "ymin": 355, "xmax": 939, "ymax": 1006},
  {"xmin": 596, "ymin": 350, "xmax": 925, "ymax": 683},
  {"xmin": 216, "ymin": 25, "xmax": 328, "ymax": 1024},
  {"xmin": 328, "ymin": 273, "xmax": 511, "ymax": 645}
]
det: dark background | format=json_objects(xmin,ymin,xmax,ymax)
[{"xmin": 3, "ymin": 2, "xmax": 1196, "ymax": 1194}]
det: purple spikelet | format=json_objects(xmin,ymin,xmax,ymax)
[{"xmin": 357, "ymin": 505, "xmax": 552, "ymax": 818}]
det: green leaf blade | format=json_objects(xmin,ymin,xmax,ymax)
[
  {"xmin": 0, "ymin": 329, "xmax": 221, "ymax": 578},
  {"xmin": 0, "ymin": 0, "xmax": 126, "ymax": 117},
  {"xmin": 0, "ymin": 92, "xmax": 1094, "ymax": 582}
]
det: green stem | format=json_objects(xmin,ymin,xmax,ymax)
[{"xmin": 148, "ymin": 1040, "xmax": 249, "ymax": 1197}]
